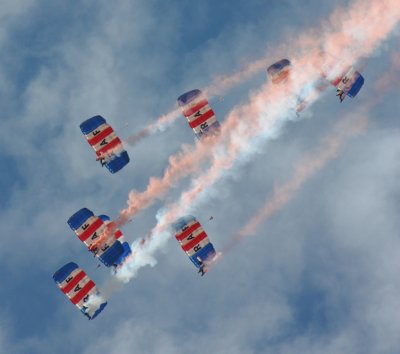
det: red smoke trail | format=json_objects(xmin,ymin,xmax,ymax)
[{"xmin": 117, "ymin": 0, "xmax": 400, "ymax": 229}]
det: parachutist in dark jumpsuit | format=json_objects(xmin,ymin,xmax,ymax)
[
  {"xmin": 98, "ymin": 152, "xmax": 115, "ymax": 167},
  {"xmin": 81, "ymin": 306, "xmax": 91, "ymax": 320},
  {"xmin": 197, "ymin": 257, "xmax": 206, "ymax": 276},
  {"xmin": 336, "ymin": 89, "xmax": 345, "ymax": 102}
]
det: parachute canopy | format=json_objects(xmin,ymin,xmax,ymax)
[
  {"xmin": 177, "ymin": 89, "xmax": 221, "ymax": 139},
  {"xmin": 172, "ymin": 215, "xmax": 216, "ymax": 273},
  {"xmin": 80, "ymin": 115, "xmax": 130, "ymax": 173},
  {"xmin": 67, "ymin": 208, "xmax": 131, "ymax": 268},
  {"xmin": 267, "ymin": 59, "xmax": 291, "ymax": 84},
  {"xmin": 53, "ymin": 262, "xmax": 107, "ymax": 320}
]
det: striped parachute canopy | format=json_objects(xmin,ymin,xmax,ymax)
[
  {"xmin": 177, "ymin": 89, "xmax": 221, "ymax": 139},
  {"xmin": 80, "ymin": 115, "xmax": 130, "ymax": 173},
  {"xmin": 68, "ymin": 208, "xmax": 131, "ymax": 268},
  {"xmin": 172, "ymin": 215, "xmax": 217, "ymax": 274},
  {"xmin": 267, "ymin": 59, "xmax": 291, "ymax": 84},
  {"xmin": 53, "ymin": 262, "xmax": 107, "ymax": 320}
]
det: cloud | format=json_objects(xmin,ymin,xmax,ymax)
[{"xmin": 1, "ymin": 1, "xmax": 399, "ymax": 354}]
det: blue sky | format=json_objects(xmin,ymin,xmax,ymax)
[{"xmin": 1, "ymin": 0, "xmax": 400, "ymax": 353}]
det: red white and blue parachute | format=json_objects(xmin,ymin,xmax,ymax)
[
  {"xmin": 80, "ymin": 115, "xmax": 130, "ymax": 173},
  {"xmin": 267, "ymin": 59, "xmax": 291, "ymax": 84},
  {"xmin": 67, "ymin": 208, "xmax": 132, "ymax": 268},
  {"xmin": 53, "ymin": 262, "xmax": 107, "ymax": 320},
  {"xmin": 323, "ymin": 65, "xmax": 364, "ymax": 102},
  {"xmin": 319, "ymin": 52, "xmax": 365, "ymax": 102},
  {"xmin": 177, "ymin": 89, "xmax": 221, "ymax": 139},
  {"xmin": 172, "ymin": 215, "xmax": 217, "ymax": 274}
]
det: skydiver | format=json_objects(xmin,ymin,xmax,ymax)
[
  {"xmin": 197, "ymin": 256, "xmax": 206, "ymax": 276},
  {"xmin": 96, "ymin": 157, "xmax": 107, "ymax": 167},
  {"xmin": 97, "ymin": 151, "xmax": 116, "ymax": 166},
  {"xmin": 336, "ymin": 89, "xmax": 346, "ymax": 102},
  {"xmin": 209, "ymin": 216, "xmax": 214, "ymax": 221},
  {"xmin": 96, "ymin": 153, "xmax": 111, "ymax": 166}
]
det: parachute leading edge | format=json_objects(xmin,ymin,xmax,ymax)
[
  {"xmin": 177, "ymin": 89, "xmax": 221, "ymax": 139},
  {"xmin": 53, "ymin": 262, "xmax": 107, "ymax": 320},
  {"xmin": 172, "ymin": 215, "xmax": 217, "ymax": 276},
  {"xmin": 80, "ymin": 115, "xmax": 130, "ymax": 173}
]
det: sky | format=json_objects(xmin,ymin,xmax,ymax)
[{"xmin": 0, "ymin": 0, "xmax": 400, "ymax": 353}]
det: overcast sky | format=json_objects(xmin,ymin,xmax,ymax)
[{"xmin": 1, "ymin": 1, "xmax": 400, "ymax": 353}]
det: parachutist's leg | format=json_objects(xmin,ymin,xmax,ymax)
[{"xmin": 198, "ymin": 265, "xmax": 205, "ymax": 276}]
